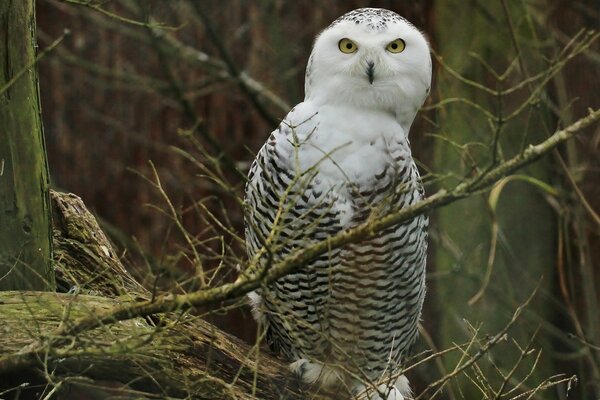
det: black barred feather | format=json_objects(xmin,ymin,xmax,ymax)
[
  {"xmin": 244, "ymin": 127, "xmax": 428, "ymax": 380},
  {"xmin": 244, "ymin": 8, "xmax": 432, "ymax": 392}
]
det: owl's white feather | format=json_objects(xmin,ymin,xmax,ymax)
[
  {"xmin": 305, "ymin": 9, "xmax": 431, "ymax": 130},
  {"xmin": 244, "ymin": 8, "xmax": 431, "ymax": 399}
]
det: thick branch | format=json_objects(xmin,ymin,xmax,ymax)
[
  {"xmin": 0, "ymin": 291, "xmax": 308, "ymax": 400},
  {"xmin": 1, "ymin": 191, "xmax": 323, "ymax": 400}
]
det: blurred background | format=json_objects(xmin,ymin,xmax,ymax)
[{"xmin": 36, "ymin": 0, "xmax": 599, "ymax": 398}]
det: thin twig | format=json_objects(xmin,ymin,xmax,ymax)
[
  {"xmin": 416, "ymin": 287, "xmax": 539, "ymax": 399},
  {"xmin": 60, "ymin": 0, "xmax": 176, "ymax": 29},
  {"xmin": 555, "ymin": 151, "xmax": 600, "ymax": 225},
  {"xmin": 191, "ymin": 4, "xmax": 281, "ymax": 127},
  {"xmin": 0, "ymin": 30, "xmax": 70, "ymax": 96},
  {"xmin": 144, "ymin": 19, "xmax": 246, "ymax": 181}
]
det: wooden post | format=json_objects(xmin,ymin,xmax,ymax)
[{"xmin": 0, "ymin": 0, "xmax": 54, "ymax": 290}]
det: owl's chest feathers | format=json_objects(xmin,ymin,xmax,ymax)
[{"xmin": 278, "ymin": 102, "xmax": 413, "ymax": 186}]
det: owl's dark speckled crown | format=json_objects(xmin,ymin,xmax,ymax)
[{"xmin": 331, "ymin": 8, "xmax": 409, "ymax": 31}]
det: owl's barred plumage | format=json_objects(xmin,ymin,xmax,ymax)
[{"xmin": 244, "ymin": 8, "xmax": 431, "ymax": 399}]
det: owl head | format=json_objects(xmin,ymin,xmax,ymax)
[{"xmin": 305, "ymin": 8, "xmax": 432, "ymax": 130}]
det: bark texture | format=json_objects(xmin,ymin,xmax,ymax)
[{"xmin": 0, "ymin": 0, "xmax": 53, "ymax": 290}]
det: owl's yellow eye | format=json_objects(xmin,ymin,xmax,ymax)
[
  {"xmin": 338, "ymin": 38, "xmax": 358, "ymax": 54},
  {"xmin": 386, "ymin": 38, "xmax": 406, "ymax": 53}
]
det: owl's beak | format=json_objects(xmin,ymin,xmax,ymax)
[{"xmin": 366, "ymin": 61, "xmax": 375, "ymax": 84}]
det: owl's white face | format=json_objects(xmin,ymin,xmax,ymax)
[{"xmin": 305, "ymin": 9, "xmax": 431, "ymax": 129}]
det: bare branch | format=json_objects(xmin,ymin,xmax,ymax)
[{"xmin": 1, "ymin": 108, "xmax": 598, "ymax": 375}]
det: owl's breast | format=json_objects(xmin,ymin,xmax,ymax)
[{"xmin": 278, "ymin": 101, "xmax": 411, "ymax": 186}]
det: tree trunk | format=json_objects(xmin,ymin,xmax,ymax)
[
  {"xmin": 0, "ymin": 190, "xmax": 332, "ymax": 400},
  {"xmin": 0, "ymin": 0, "xmax": 53, "ymax": 291},
  {"xmin": 432, "ymin": 1, "xmax": 556, "ymax": 394}
]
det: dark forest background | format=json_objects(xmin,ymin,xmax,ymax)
[{"xmin": 34, "ymin": 0, "xmax": 599, "ymax": 398}]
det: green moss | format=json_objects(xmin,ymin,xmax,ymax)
[{"xmin": 0, "ymin": 0, "xmax": 54, "ymax": 290}]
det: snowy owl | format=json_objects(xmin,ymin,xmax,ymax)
[{"xmin": 244, "ymin": 8, "xmax": 431, "ymax": 400}]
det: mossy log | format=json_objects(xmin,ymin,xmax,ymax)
[
  {"xmin": 0, "ymin": 291, "xmax": 305, "ymax": 399},
  {"xmin": 0, "ymin": 191, "xmax": 330, "ymax": 400}
]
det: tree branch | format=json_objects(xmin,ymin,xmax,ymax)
[
  {"xmin": 2, "ymin": 108, "xmax": 598, "ymax": 376},
  {"xmin": 0, "ymin": 191, "xmax": 324, "ymax": 400}
]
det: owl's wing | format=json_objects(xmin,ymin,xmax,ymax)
[
  {"xmin": 244, "ymin": 106, "xmax": 428, "ymax": 370},
  {"xmin": 244, "ymin": 107, "xmax": 348, "ymax": 359}
]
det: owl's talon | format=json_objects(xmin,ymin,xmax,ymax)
[
  {"xmin": 290, "ymin": 359, "xmax": 341, "ymax": 388},
  {"xmin": 352, "ymin": 375, "xmax": 412, "ymax": 400}
]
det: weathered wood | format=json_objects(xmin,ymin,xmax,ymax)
[
  {"xmin": 0, "ymin": 191, "xmax": 334, "ymax": 400},
  {"xmin": 0, "ymin": 0, "xmax": 54, "ymax": 291},
  {"xmin": 50, "ymin": 190, "xmax": 146, "ymax": 298}
]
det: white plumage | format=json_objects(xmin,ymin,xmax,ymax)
[{"xmin": 244, "ymin": 8, "xmax": 431, "ymax": 399}]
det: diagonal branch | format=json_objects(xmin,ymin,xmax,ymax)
[
  {"xmin": 1, "ymin": 107, "xmax": 599, "ymax": 374},
  {"xmin": 191, "ymin": 4, "xmax": 282, "ymax": 127},
  {"xmin": 0, "ymin": 30, "xmax": 70, "ymax": 96}
]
